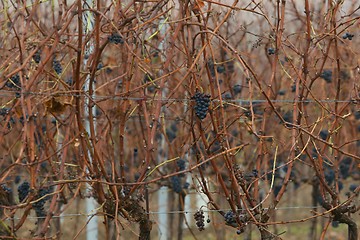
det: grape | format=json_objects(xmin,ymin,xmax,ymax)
[
  {"xmin": 166, "ymin": 129, "xmax": 176, "ymax": 142},
  {"xmin": 337, "ymin": 181, "xmax": 343, "ymax": 192},
  {"xmin": 267, "ymin": 48, "xmax": 275, "ymax": 55},
  {"xmin": 147, "ymin": 85, "xmax": 156, "ymax": 93},
  {"xmin": 33, "ymin": 49, "xmax": 41, "ymax": 63},
  {"xmin": 243, "ymin": 169, "xmax": 258, "ymax": 183},
  {"xmin": 282, "ymin": 110, "xmax": 293, "ymax": 127},
  {"xmin": 170, "ymin": 123, "xmax": 178, "ymax": 132},
  {"xmin": 0, "ymin": 108, "xmax": 9, "ymax": 116},
  {"xmin": 194, "ymin": 210, "xmax": 205, "ymax": 231},
  {"xmin": 291, "ymin": 84, "xmax": 296, "ymax": 92},
  {"xmin": 66, "ymin": 77, "xmax": 74, "ymax": 86},
  {"xmin": 273, "ymin": 184, "xmax": 282, "ymax": 197},
  {"xmin": 108, "ymin": 32, "xmax": 124, "ymax": 44},
  {"xmin": 278, "ymin": 90, "xmax": 286, "ymax": 96},
  {"xmin": 15, "ymin": 176, "xmax": 21, "ymax": 184},
  {"xmin": 232, "ymin": 84, "xmax": 242, "ymax": 95},
  {"xmin": 324, "ymin": 168, "xmax": 335, "ymax": 185},
  {"xmin": 97, "ymin": 62, "xmax": 103, "ymax": 70},
  {"xmin": 1, "ymin": 184, "xmax": 12, "ymax": 194},
  {"xmin": 319, "ymin": 130, "xmax": 329, "ymax": 140},
  {"xmin": 134, "ymin": 173, "xmax": 140, "ymax": 182},
  {"xmin": 170, "ymin": 176, "xmax": 182, "ymax": 194},
  {"xmin": 223, "ymin": 93, "xmax": 232, "ymax": 100},
  {"xmin": 143, "ymin": 74, "xmax": 157, "ymax": 93},
  {"xmin": 216, "ymin": 65, "xmax": 226, "ymax": 74},
  {"xmin": 349, "ymin": 184, "xmax": 357, "ymax": 192},
  {"xmin": 18, "ymin": 181, "xmax": 30, "ymax": 202},
  {"xmin": 224, "ymin": 210, "xmax": 236, "ymax": 225},
  {"xmin": 320, "ymin": 70, "xmax": 332, "ymax": 83},
  {"xmin": 332, "ymin": 221, "xmax": 339, "ymax": 228},
  {"xmin": 207, "ymin": 59, "xmax": 216, "ymax": 77},
  {"xmin": 339, "ymin": 157, "xmax": 351, "ymax": 179},
  {"xmin": 342, "ymin": 32, "xmax": 354, "ymax": 40},
  {"xmin": 192, "ymin": 92, "xmax": 211, "ymax": 120},
  {"xmin": 6, "ymin": 74, "xmax": 21, "ymax": 89},
  {"xmin": 53, "ymin": 58, "xmax": 62, "ymax": 75},
  {"xmin": 33, "ymin": 187, "xmax": 52, "ymax": 218},
  {"xmin": 176, "ymin": 159, "xmax": 186, "ymax": 171},
  {"xmin": 354, "ymin": 111, "xmax": 360, "ymax": 120}
]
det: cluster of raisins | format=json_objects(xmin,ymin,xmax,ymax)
[
  {"xmin": 194, "ymin": 210, "xmax": 205, "ymax": 231},
  {"xmin": 18, "ymin": 181, "xmax": 30, "ymax": 202},
  {"xmin": 6, "ymin": 74, "xmax": 21, "ymax": 89},
  {"xmin": 192, "ymin": 92, "xmax": 211, "ymax": 120},
  {"xmin": 342, "ymin": 32, "xmax": 354, "ymax": 40},
  {"xmin": 33, "ymin": 49, "xmax": 41, "ymax": 64},
  {"xmin": 53, "ymin": 58, "xmax": 63, "ymax": 75},
  {"xmin": 108, "ymin": 32, "xmax": 124, "ymax": 44},
  {"xmin": 32, "ymin": 188, "xmax": 51, "ymax": 218}
]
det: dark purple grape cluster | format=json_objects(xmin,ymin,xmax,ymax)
[
  {"xmin": 0, "ymin": 108, "xmax": 9, "ymax": 116},
  {"xmin": 243, "ymin": 169, "xmax": 258, "ymax": 183},
  {"xmin": 53, "ymin": 58, "xmax": 62, "ymax": 75},
  {"xmin": 324, "ymin": 167, "xmax": 335, "ymax": 185},
  {"xmin": 15, "ymin": 176, "xmax": 21, "ymax": 184},
  {"xmin": 339, "ymin": 157, "xmax": 352, "ymax": 179},
  {"xmin": 281, "ymin": 110, "xmax": 293, "ymax": 127},
  {"xmin": 192, "ymin": 92, "xmax": 211, "ymax": 120},
  {"xmin": 1, "ymin": 184, "xmax": 12, "ymax": 194},
  {"xmin": 108, "ymin": 32, "xmax": 124, "ymax": 44},
  {"xmin": 166, "ymin": 128, "xmax": 176, "ymax": 142},
  {"xmin": 66, "ymin": 77, "xmax": 74, "ymax": 86},
  {"xmin": 143, "ymin": 73, "xmax": 157, "ymax": 93},
  {"xmin": 18, "ymin": 181, "xmax": 30, "ymax": 202},
  {"xmin": 177, "ymin": 159, "xmax": 186, "ymax": 177},
  {"xmin": 170, "ymin": 176, "xmax": 182, "ymax": 193},
  {"xmin": 342, "ymin": 32, "xmax": 354, "ymax": 40},
  {"xmin": 224, "ymin": 210, "xmax": 236, "ymax": 225},
  {"xmin": 32, "ymin": 187, "xmax": 52, "ymax": 218},
  {"xmin": 6, "ymin": 74, "xmax": 21, "ymax": 89},
  {"xmin": 194, "ymin": 210, "xmax": 205, "ymax": 231},
  {"xmin": 176, "ymin": 159, "xmax": 186, "ymax": 171},
  {"xmin": 33, "ymin": 49, "xmax": 41, "ymax": 63},
  {"xmin": 320, "ymin": 70, "xmax": 332, "ymax": 83}
]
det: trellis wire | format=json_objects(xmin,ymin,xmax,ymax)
[
  {"xmin": 2, "ymin": 206, "xmax": 325, "ymax": 221},
  {"xmin": 0, "ymin": 91, "xmax": 356, "ymax": 104}
]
